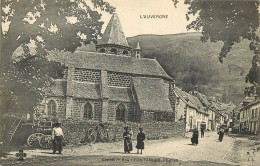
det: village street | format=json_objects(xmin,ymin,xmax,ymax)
[{"xmin": 1, "ymin": 132, "xmax": 259, "ymax": 166}]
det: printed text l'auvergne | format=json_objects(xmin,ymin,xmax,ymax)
[{"xmin": 140, "ymin": 15, "xmax": 168, "ymax": 19}]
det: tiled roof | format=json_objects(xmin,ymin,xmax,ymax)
[
  {"xmin": 49, "ymin": 51, "xmax": 172, "ymax": 80},
  {"xmin": 108, "ymin": 87, "xmax": 134, "ymax": 102},
  {"xmin": 67, "ymin": 82, "xmax": 101, "ymax": 99},
  {"xmin": 98, "ymin": 13, "xmax": 129, "ymax": 47},
  {"xmin": 174, "ymin": 88, "xmax": 208, "ymax": 115},
  {"xmin": 196, "ymin": 92, "xmax": 211, "ymax": 107},
  {"xmin": 46, "ymin": 80, "xmax": 67, "ymax": 96},
  {"xmin": 133, "ymin": 77, "xmax": 172, "ymax": 112}
]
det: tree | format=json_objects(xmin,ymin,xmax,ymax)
[
  {"xmin": 172, "ymin": 0, "xmax": 260, "ymax": 96},
  {"xmin": 1, "ymin": 0, "xmax": 115, "ymax": 71},
  {"xmin": 0, "ymin": 0, "xmax": 114, "ymax": 142},
  {"xmin": 1, "ymin": 0, "xmax": 114, "ymax": 110}
]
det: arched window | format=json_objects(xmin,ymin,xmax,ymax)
[
  {"xmin": 116, "ymin": 103, "xmax": 126, "ymax": 121},
  {"xmin": 111, "ymin": 48, "xmax": 117, "ymax": 54},
  {"xmin": 47, "ymin": 100, "xmax": 56, "ymax": 117},
  {"xmin": 100, "ymin": 48, "xmax": 105, "ymax": 53},
  {"xmin": 84, "ymin": 102, "xmax": 93, "ymax": 119},
  {"xmin": 123, "ymin": 50, "xmax": 128, "ymax": 55}
]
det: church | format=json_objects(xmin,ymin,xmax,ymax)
[{"xmin": 39, "ymin": 13, "xmax": 176, "ymax": 123}]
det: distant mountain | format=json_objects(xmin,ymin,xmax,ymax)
[{"xmin": 127, "ymin": 32, "xmax": 254, "ymax": 104}]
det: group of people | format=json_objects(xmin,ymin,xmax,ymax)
[
  {"xmin": 191, "ymin": 125, "xmax": 225, "ymax": 145},
  {"xmin": 52, "ymin": 122, "xmax": 225, "ymax": 154},
  {"xmin": 123, "ymin": 127, "xmax": 146, "ymax": 154},
  {"xmin": 51, "ymin": 122, "xmax": 146, "ymax": 155}
]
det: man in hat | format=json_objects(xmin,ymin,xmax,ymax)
[
  {"xmin": 123, "ymin": 126, "xmax": 133, "ymax": 153},
  {"xmin": 52, "ymin": 122, "xmax": 64, "ymax": 154},
  {"xmin": 136, "ymin": 128, "xmax": 145, "ymax": 154}
]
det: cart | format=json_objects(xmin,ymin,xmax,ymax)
[
  {"xmin": 27, "ymin": 121, "xmax": 109, "ymax": 149},
  {"xmin": 27, "ymin": 121, "xmax": 53, "ymax": 149}
]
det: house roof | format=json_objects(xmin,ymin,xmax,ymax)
[
  {"xmin": 173, "ymin": 88, "xmax": 208, "ymax": 115},
  {"xmin": 49, "ymin": 51, "xmax": 172, "ymax": 80},
  {"xmin": 108, "ymin": 87, "xmax": 134, "ymax": 102},
  {"xmin": 133, "ymin": 77, "xmax": 172, "ymax": 112},
  {"xmin": 196, "ymin": 92, "xmax": 211, "ymax": 107},
  {"xmin": 98, "ymin": 13, "xmax": 129, "ymax": 47}
]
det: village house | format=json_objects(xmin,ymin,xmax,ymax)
[
  {"xmin": 239, "ymin": 97, "xmax": 260, "ymax": 135},
  {"xmin": 192, "ymin": 91, "xmax": 216, "ymax": 131},
  {"xmin": 172, "ymin": 87, "xmax": 209, "ymax": 132},
  {"xmin": 37, "ymin": 13, "xmax": 176, "ymax": 123}
]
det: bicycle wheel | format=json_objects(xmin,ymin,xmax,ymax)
[
  {"xmin": 87, "ymin": 128, "xmax": 97, "ymax": 144},
  {"xmin": 27, "ymin": 133, "xmax": 43, "ymax": 148}
]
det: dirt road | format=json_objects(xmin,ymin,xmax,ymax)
[{"xmin": 1, "ymin": 132, "xmax": 258, "ymax": 166}]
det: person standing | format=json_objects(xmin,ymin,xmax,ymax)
[
  {"xmin": 52, "ymin": 122, "xmax": 64, "ymax": 154},
  {"xmin": 191, "ymin": 126, "xmax": 199, "ymax": 145},
  {"xmin": 200, "ymin": 126, "xmax": 205, "ymax": 138},
  {"xmin": 123, "ymin": 127, "xmax": 133, "ymax": 153},
  {"xmin": 218, "ymin": 127, "xmax": 225, "ymax": 142},
  {"xmin": 136, "ymin": 128, "xmax": 145, "ymax": 154}
]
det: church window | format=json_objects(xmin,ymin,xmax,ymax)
[
  {"xmin": 123, "ymin": 50, "xmax": 128, "ymax": 55},
  {"xmin": 83, "ymin": 102, "xmax": 93, "ymax": 119},
  {"xmin": 116, "ymin": 103, "xmax": 126, "ymax": 121},
  {"xmin": 47, "ymin": 100, "xmax": 56, "ymax": 117},
  {"xmin": 100, "ymin": 48, "xmax": 105, "ymax": 53},
  {"xmin": 111, "ymin": 48, "xmax": 117, "ymax": 54}
]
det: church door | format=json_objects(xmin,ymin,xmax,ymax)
[
  {"xmin": 116, "ymin": 104, "xmax": 126, "ymax": 121},
  {"xmin": 84, "ymin": 103, "xmax": 93, "ymax": 119}
]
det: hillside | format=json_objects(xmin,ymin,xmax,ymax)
[{"xmin": 127, "ymin": 32, "xmax": 255, "ymax": 104}]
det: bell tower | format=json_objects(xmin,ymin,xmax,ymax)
[
  {"xmin": 96, "ymin": 13, "xmax": 132, "ymax": 56},
  {"xmin": 134, "ymin": 42, "xmax": 142, "ymax": 58}
]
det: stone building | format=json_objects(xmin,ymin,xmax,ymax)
[
  {"xmin": 172, "ymin": 87, "xmax": 209, "ymax": 132},
  {"xmin": 38, "ymin": 13, "xmax": 175, "ymax": 122}
]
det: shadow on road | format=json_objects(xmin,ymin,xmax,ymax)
[
  {"xmin": 110, "ymin": 152, "xmax": 137, "ymax": 155},
  {"xmin": 40, "ymin": 152, "xmax": 55, "ymax": 154},
  {"xmin": 187, "ymin": 144, "xmax": 195, "ymax": 146}
]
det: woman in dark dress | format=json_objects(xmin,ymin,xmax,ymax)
[
  {"xmin": 136, "ymin": 128, "xmax": 145, "ymax": 154},
  {"xmin": 123, "ymin": 127, "xmax": 133, "ymax": 153},
  {"xmin": 218, "ymin": 128, "xmax": 225, "ymax": 142},
  {"xmin": 191, "ymin": 126, "xmax": 199, "ymax": 145}
]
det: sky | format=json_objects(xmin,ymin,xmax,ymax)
[
  {"xmin": 100, "ymin": 0, "xmax": 195, "ymax": 37},
  {"xmin": 1, "ymin": 0, "xmax": 194, "ymax": 38}
]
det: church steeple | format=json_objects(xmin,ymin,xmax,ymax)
[
  {"xmin": 96, "ymin": 13, "xmax": 132, "ymax": 56},
  {"xmin": 134, "ymin": 42, "xmax": 142, "ymax": 58}
]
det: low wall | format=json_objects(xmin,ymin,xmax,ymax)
[{"xmin": 62, "ymin": 120, "xmax": 185, "ymax": 145}]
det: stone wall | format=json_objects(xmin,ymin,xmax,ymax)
[
  {"xmin": 71, "ymin": 99, "xmax": 102, "ymax": 120},
  {"xmin": 107, "ymin": 101, "xmax": 136, "ymax": 122},
  {"xmin": 62, "ymin": 120, "xmax": 185, "ymax": 145},
  {"xmin": 107, "ymin": 72, "xmax": 132, "ymax": 87},
  {"xmin": 74, "ymin": 68, "xmax": 101, "ymax": 83}
]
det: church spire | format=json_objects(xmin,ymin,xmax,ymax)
[
  {"xmin": 99, "ymin": 13, "xmax": 129, "ymax": 47},
  {"xmin": 96, "ymin": 13, "xmax": 132, "ymax": 56}
]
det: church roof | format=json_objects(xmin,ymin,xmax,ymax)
[
  {"xmin": 67, "ymin": 82, "xmax": 101, "ymax": 99},
  {"xmin": 49, "ymin": 51, "xmax": 172, "ymax": 80},
  {"xmin": 108, "ymin": 87, "xmax": 134, "ymax": 102},
  {"xmin": 133, "ymin": 77, "xmax": 172, "ymax": 112},
  {"xmin": 98, "ymin": 13, "xmax": 130, "ymax": 47}
]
